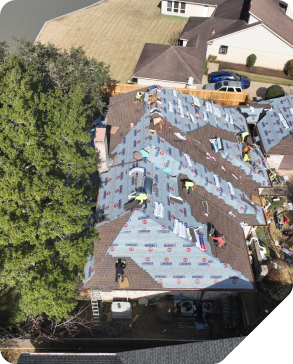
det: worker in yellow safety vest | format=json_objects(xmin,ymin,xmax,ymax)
[
  {"xmin": 135, "ymin": 91, "xmax": 144, "ymax": 102},
  {"xmin": 184, "ymin": 181, "xmax": 195, "ymax": 194},
  {"xmin": 135, "ymin": 192, "xmax": 148, "ymax": 209},
  {"xmin": 240, "ymin": 131, "xmax": 250, "ymax": 143},
  {"xmin": 243, "ymin": 153, "xmax": 251, "ymax": 163}
]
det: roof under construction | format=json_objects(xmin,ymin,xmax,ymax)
[{"xmin": 81, "ymin": 85, "xmax": 270, "ymax": 292}]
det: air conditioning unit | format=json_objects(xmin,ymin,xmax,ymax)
[
  {"xmin": 111, "ymin": 302, "xmax": 132, "ymax": 319},
  {"xmin": 202, "ymin": 302, "xmax": 213, "ymax": 314},
  {"xmin": 180, "ymin": 300, "xmax": 194, "ymax": 316}
]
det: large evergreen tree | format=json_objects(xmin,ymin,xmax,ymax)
[{"xmin": 0, "ymin": 40, "xmax": 113, "ymax": 322}]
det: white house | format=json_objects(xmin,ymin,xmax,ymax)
[
  {"xmin": 161, "ymin": 0, "xmax": 218, "ymax": 18},
  {"xmin": 179, "ymin": 0, "xmax": 293, "ymax": 70}
]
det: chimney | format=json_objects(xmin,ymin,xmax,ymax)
[
  {"xmin": 94, "ymin": 128, "xmax": 108, "ymax": 172},
  {"xmin": 286, "ymin": 5, "xmax": 293, "ymax": 18},
  {"xmin": 211, "ymin": 28, "xmax": 216, "ymax": 36}
]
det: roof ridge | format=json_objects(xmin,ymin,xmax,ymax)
[
  {"xmin": 133, "ymin": 44, "xmax": 172, "ymax": 76},
  {"xmin": 172, "ymin": 47, "xmax": 198, "ymax": 80},
  {"xmin": 181, "ymin": 17, "xmax": 210, "ymax": 38}
]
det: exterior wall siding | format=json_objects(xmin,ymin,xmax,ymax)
[
  {"xmin": 266, "ymin": 154, "xmax": 284, "ymax": 169},
  {"xmin": 286, "ymin": 5, "xmax": 293, "ymax": 19},
  {"xmin": 136, "ymin": 77, "xmax": 200, "ymax": 89},
  {"xmin": 161, "ymin": 1, "xmax": 215, "ymax": 17},
  {"xmin": 211, "ymin": 25, "xmax": 293, "ymax": 55},
  {"xmin": 207, "ymin": 44, "xmax": 292, "ymax": 70}
]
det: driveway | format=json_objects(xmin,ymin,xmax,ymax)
[
  {"xmin": 200, "ymin": 77, "xmax": 293, "ymax": 101},
  {"xmin": 246, "ymin": 82, "xmax": 293, "ymax": 101}
]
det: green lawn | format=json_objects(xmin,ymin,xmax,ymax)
[
  {"xmin": 222, "ymin": 69, "xmax": 293, "ymax": 86},
  {"xmin": 37, "ymin": 0, "xmax": 188, "ymax": 83}
]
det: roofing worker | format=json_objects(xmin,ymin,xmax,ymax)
[
  {"xmin": 240, "ymin": 131, "xmax": 249, "ymax": 144},
  {"xmin": 135, "ymin": 192, "xmax": 148, "ymax": 209},
  {"xmin": 209, "ymin": 234, "xmax": 226, "ymax": 249},
  {"xmin": 184, "ymin": 180, "xmax": 195, "ymax": 195},
  {"xmin": 243, "ymin": 152, "xmax": 251, "ymax": 163},
  {"xmin": 115, "ymin": 258, "xmax": 126, "ymax": 282},
  {"xmin": 242, "ymin": 145, "xmax": 253, "ymax": 155},
  {"xmin": 135, "ymin": 91, "xmax": 144, "ymax": 102}
]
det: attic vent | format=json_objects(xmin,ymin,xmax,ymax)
[
  {"xmin": 227, "ymin": 182, "xmax": 235, "ymax": 196},
  {"xmin": 188, "ymin": 112, "xmax": 196, "ymax": 123},
  {"xmin": 173, "ymin": 219, "xmax": 187, "ymax": 238},
  {"xmin": 154, "ymin": 201, "xmax": 164, "ymax": 217},
  {"xmin": 192, "ymin": 96, "xmax": 201, "ymax": 107},
  {"xmin": 202, "ymin": 201, "xmax": 209, "ymax": 216},
  {"xmin": 214, "ymin": 175, "xmax": 220, "ymax": 187},
  {"xmin": 278, "ymin": 113, "xmax": 289, "ymax": 129},
  {"xmin": 205, "ymin": 102, "xmax": 212, "ymax": 113}
]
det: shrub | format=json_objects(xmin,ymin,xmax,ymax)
[
  {"xmin": 287, "ymin": 59, "xmax": 293, "ymax": 76},
  {"xmin": 204, "ymin": 60, "xmax": 209, "ymax": 75},
  {"xmin": 247, "ymin": 54, "xmax": 257, "ymax": 68},
  {"xmin": 265, "ymin": 85, "xmax": 285, "ymax": 100},
  {"xmin": 208, "ymin": 55, "xmax": 217, "ymax": 61}
]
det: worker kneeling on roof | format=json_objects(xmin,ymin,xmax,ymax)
[
  {"xmin": 135, "ymin": 91, "xmax": 144, "ymax": 102},
  {"xmin": 115, "ymin": 258, "xmax": 126, "ymax": 282},
  {"xmin": 240, "ymin": 131, "xmax": 249, "ymax": 144},
  {"xmin": 184, "ymin": 180, "xmax": 195, "ymax": 195},
  {"xmin": 135, "ymin": 192, "xmax": 148, "ymax": 209},
  {"xmin": 209, "ymin": 232, "xmax": 226, "ymax": 249}
]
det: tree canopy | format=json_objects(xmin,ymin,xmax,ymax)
[{"xmin": 0, "ymin": 40, "xmax": 113, "ymax": 322}]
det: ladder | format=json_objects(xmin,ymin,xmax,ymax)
[{"xmin": 89, "ymin": 290, "xmax": 101, "ymax": 327}]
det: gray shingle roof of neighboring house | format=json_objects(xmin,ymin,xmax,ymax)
[
  {"xmin": 250, "ymin": 0, "xmax": 293, "ymax": 46},
  {"xmin": 213, "ymin": 0, "xmax": 248, "ymax": 20},
  {"xmin": 81, "ymin": 85, "xmax": 272, "ymax": 291},
  {"xmin": 132, "ymin": 44, "xmax": 204, "ymax": 85},
  {"xmin": 17, "ymin": 337, "xmax": 245, "ymax": 364},
  {"xmin": 118, "ymin": 337, "xmax": 245, "ymax": 364},
  {"xmin": 255, "ymin": 94, "xmax": 293, "ymax": 154},
  {"xmin": 208, "ymin": 20, "xmax": 262, "ymax": 41},
  {"xmin": 17, "ymin": 353, "xmax": 124, "ymax": 364}
]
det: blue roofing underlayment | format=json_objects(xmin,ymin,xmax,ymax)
[
  {"xmin": 255, "ymin": 95, "xmax": 293, "ymax": 153},
  {"xmin": 154, "ymin": 87, "xmax": 248, "ymax": 134},
  {"xmin": 83, "ymin": 85, "xmax": 272, "ymax": 289},
  {"xmin": 220, "ymin": 140, "xmax": 269, "ymax": 186},
  {"xmin": 109, "ymin": 211, "xmax": 252, "ymax": 289}
]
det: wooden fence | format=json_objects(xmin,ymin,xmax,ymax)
[{"xmin": 102, "ymin": 83, "xmax": 250, "ymax": 106}]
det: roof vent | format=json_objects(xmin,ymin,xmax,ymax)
[{"xmin": 211, "ymin": 28, "xmax": 216, "ymax": 35}]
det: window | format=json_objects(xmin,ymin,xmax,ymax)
[
  {"xmin": 219, "ymin": 87, "xmax": 227, "ymax": 91},
  {"xmin": 180, "ymin": 2, "xmax": 186, "ymax": 13},
  {"xmin": 167, "ymin": 1, "xmax": 185, "ymax": 13},
  {"xmin": 174, "ymin": 1, "xmax": 179, "ymax": 12},
  {"xmin": 227, "ymin": 87, "xmax": 234, "ymax": 92},
  {"xmin": 215, "ymin": 82, "xmax": 222, "ymax": 90},
  {"xmin": 219, "ymin": 45, "xmax": 228, "ymax": 54},
  {"xmin": 236, "ymin": 88, "xmax": 242, "ymax": 92}
]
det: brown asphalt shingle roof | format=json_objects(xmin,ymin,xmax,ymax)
[
  {"xmin": 258, "ymin": 131, "xmax": 293, "ymax": 155},
  {"xmin": 132, "ymin": 44, "xmax": 204, "ymax": 84},
  {"xmin": 214, "ymin": 0, "xmax": 248, "ymax": 20},
  {"xmin": 178, "ymin": 174, "xmax": 254, "ymax": 283},
  {"xmin": 250, "ymin": 0, "xmax": 293, "ymax": 46},
  {"xmin": 82, "ymin": 213, "xmax": 162, "ymax": 291},
  {"xmin": 107, "ymin": 87, "xmax": 148, "ymax": 154}
]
